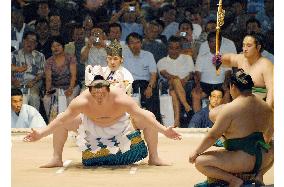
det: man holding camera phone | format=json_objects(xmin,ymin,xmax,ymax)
[
  {"xmin": 109, "ymin": 0, "xmax": 145, "ymax": 41},
  {"xmin": 176, "ymin": 20, "xmax": 196, "ymax": 57},
  {"xmin": 81, "ymin": 27, "xmax": 108, "ymax": 67}
]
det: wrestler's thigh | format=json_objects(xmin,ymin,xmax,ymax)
[
  {"xmin": 64, "ymin": 115, "xmax": 81, "ymax": 132},
  {"xmin": 261, "ymin": 144, "xmax": 274, "ymax": 170},
  {"xmin": 196, "ymin": 150, "xmax": 256, "ymax": 173},
  {"xmin": 132, "ymin": 109, "xmax": 155, "ymax": 130}
]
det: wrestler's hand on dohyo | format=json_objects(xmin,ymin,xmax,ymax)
[
  {"xmin": 163, "ymin": 127, "xmax": 182, "ymax": 140},
  {"xmin": 23, "ymin": 128, "xmax": 43, "ymax": 142}
]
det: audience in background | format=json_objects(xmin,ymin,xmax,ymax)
[{"xmin": 10, "ymin": 0, "xmax": 274, "ymax": 127}]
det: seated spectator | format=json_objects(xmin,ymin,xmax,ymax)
[
  {"xmin": 35, "ymin": 18, "xmax": 53, "ymax": 59},
  {"xmin": 199, "ymin": 0, "xmax": 216, "ymax": 24},
  {"xmin": 188, "ymin": 88, "xmax": 223, "ymax": 128},
  {"xmin": 194, "ymin": 19, "xmax": 218, "ymax": 60},
  {"xmin": 123, "ymin": 32, "xmax": 161, "ymax": 122},
  {"xmin": 140, "ymin": 0, "xmax": 164, "ymax": 22},
  {"xmin": 43, "ymin": 36, "xmax": 80, "ymax": 119},
  {"xmin": 49, "ymin": 12, "xmax": 63, "ymax": 38},
  {"xmin": 157, "ymin": 36, "xmax": 195, "ymax": 127},
  {"xmin": 246, "ymin": 18, "xmax": 274, "ymax": 63},
  {"xmin": 11, "ymin": 31, "xmax": 46, "ymax": 111},
  {"xmin": 176, "ymin": 20, "xmax": 197, "ymax": 58},
  {"xmin": 160, "ymin": 4, "xmax": 179, "ymax": 40},
  {"xmin": 198, "ymin": 30, "xmax": 237, "ymax": 57},
  {"xmin": 27, "ymin": 1, "xmax": 50, "ymax": 30},
  {"xmin": 80, "ymin": 26, "xmax": 107, "ymax": 67},
  {"xmin": 64, "ymin": 23, "xmax": 86, "ymax": 88},
  {"xmin": 155, "ymin": 19, "xmax": 168, "ymax": 45},
  {"xmin": 247, "ymin": 0, "xmax": 272, "ymax": 34},
  {"xmin": 142, "ymin": 20, "xmax": 168, "ymax": 63},
  {"xmin": 184, "ymin": 7, "xmax": 203, "ymax": 41},
  {"xmin": 192, "ymin": 32, "xmax": 232, "ymax": 112},
  {"xmin": 11, "ymin": 9, "xmax": 32, "ymax": 51},
  {"xmin": 106, "ymin": 22, "xmax": 128, "ymax": 50},
  {"xmin": 223, "ymin": 0, "xmax": 248, "ymax": 52},
  {"xmin": 109, "ymin": 0, "xmax": 145, "ymax": 41},
  {"xmin": 82, "ymin": 15, "xmax": 94, "ymax": 38},
  {"xmin": 11, "ymin": 88, "xmax": 46, "ymax": 128}
]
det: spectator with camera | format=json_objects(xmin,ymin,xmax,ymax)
[
  {"xmin": 109, "ymin": 0, "xmax": 145, "ymax": 41},
  {"xmin": 80, "ymin": 26, "xmax": 107, "ymax": 67},
  {"xmin": 176, "ymin": 20, "xmax": 196, "ymax": 58}
]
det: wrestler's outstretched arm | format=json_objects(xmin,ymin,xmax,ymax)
[
  {"xmin": 189, "ymin": 104, "xmax": 232, "ymax": 163},
  {"xmin": 218, "ymin": 53, "xmax": 239, "ymax": 68},
  {"xmin": 123, "ymin": 96, "xmax": 182, "ymax": 140},
  {"xmin": 23, "ymin": 99, "xmax": 82, "ymax": 142}
]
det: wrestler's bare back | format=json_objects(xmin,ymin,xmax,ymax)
[
  {"xmin": 70, "ymin": 87, "xmax": 135, "ymax": 127},
  {"xmin": 216, "ymin": 95, "xmax": 273, "ymax": 140}
]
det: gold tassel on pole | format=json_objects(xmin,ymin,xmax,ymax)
[{"xmin": 215, "ymin": 0, "xmax": 225, "ymax": 76}]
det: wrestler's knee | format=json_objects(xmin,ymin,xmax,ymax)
[
  {"xmin": 143, "ymin": 109, "xmax": 156, "ymax": 119},
  {"xmin": 194, "ymin": 155, "xmax": 210, "ymax": 171}
]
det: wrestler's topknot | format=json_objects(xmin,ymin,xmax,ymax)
[{"xmin": 230, "ymin": 69, "xmax": 254, "ymax": 92}]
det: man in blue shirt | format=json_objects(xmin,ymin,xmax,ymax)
[
  {"xmin": 123, "ymin": 32, "xmax": 161, "ymax": 122},
  {"xmin": 188, "ymin": 88, "xmax": 224, "ymax": 128}
]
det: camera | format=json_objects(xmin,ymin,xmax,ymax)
[
  {"xmin": 94, "ymin": 37, "xmax": 100, "ymax": 43},
  {"xmin": 180, "ymin": 32, "xmax": 187, "ymax": 37},
  {"xmin": 182, "ymin": 42, "xmax": 192, "ymax": 49},
  {"xmin": 129, "ymin": 6, "xmax": 135, "ymax": 12}
]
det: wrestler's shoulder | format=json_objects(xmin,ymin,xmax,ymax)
[
  {"xmin": 221, "ymin": 100, "xmax": 241, "ymax": 114},
  {"xmin": 259, "ymin": 56, "xmax": 273, "ymax": 66},
  {"xmin": 110, "ymin": 86, "xmax": 128, "ymax": 96},
  {"xmin": 235, "ymin": 53, "xmax": 246, "ymax": 60},
  {"xmin": 70, "ymin": 91, "xmax": 90, "ymax": 105}
]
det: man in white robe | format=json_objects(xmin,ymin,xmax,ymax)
[{"xmin": 11, "ymin": 88, "xmax": 46, "ymax": 128}]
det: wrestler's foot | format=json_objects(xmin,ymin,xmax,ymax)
[
  {"xmin": 148, "ymin": 158, "xmax": 172, "ymax": 166},
  {"xmin": 39, "ymin": 158, "xmax": 63, "ymax": 168},
  {"xmin": 255, "ymin": 174, "xmax": 265, "ymax": 186},
  {"xmin": 228, "ymin": 178, "xmax": 243, "ymax": 187}
]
